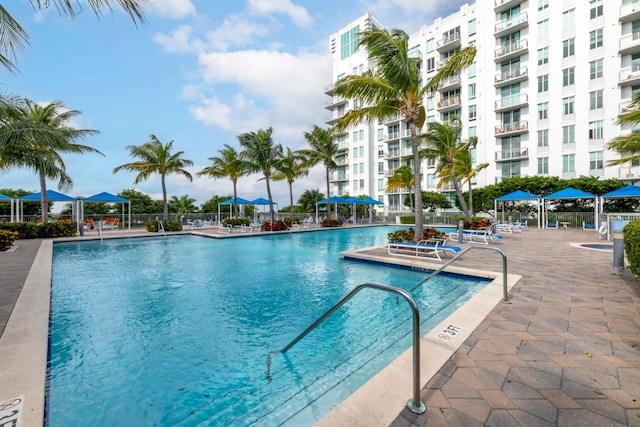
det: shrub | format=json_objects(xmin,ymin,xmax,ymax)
[
  {"xmin": 464, "ymin": 218, "xmax": 492, "ymax": 230},
  {"xmin": 262, "ymin": 220, "xmax": 289, "ymax": 231},
  {"xmin": 0, "ymin": 230, "xmax": 19, "ymax": 250},
  {"xmin": 223, "ymin": 218, "xmax": 249, "ymax": 227},
  {"xmin": 387, "ymin": 227, "xmax": 445, "ymax": 243},
  {"xmin": 624, "ymin": 220, "xmax": 640, "ymax": 277},
  {"xmin": 146, "ymin": 220, "xmax": 182, "ymax": 232},
  {"xmin": 322, "ymin": 218, "xmax": 343, "ymax": 227},
  {"xmin": 0, "ymin": 221, "xmax": 76, "ymax": 239},
  {"xmin": 399, "ymin": 215, "xmax": 415, "ymax": 224}
]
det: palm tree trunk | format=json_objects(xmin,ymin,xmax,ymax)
[
  {"xmin": 161, "ymin": 174, "xmax": 168, "ymax": 221},
  {"xmin": 265, "ymin": 176, "xmax": 275, "ymax": 224},
  {"xmin": 467, "ymin": 181, "xmax": 473, "ymax": 216},
  {"xmin": 410, "ymin": 122, "xmax": 423, "ymax": 242},
  {"xmin": 288, "ymin": 181, "xmax": 294, "ymax": 217},
  {"xmin": 232, "ymin": 179, "xmax": 238, "ymax": 219},
  {"xmin": 39, "ymin": 172, "xmax": 48, "ymax": 223},
  {"xmin": 325, "ymin": 166, "xmax": 332, "ymax": 219},
  {"xmin": 450, "ymin": 167, "xmax": 471, "ymax": 223}
]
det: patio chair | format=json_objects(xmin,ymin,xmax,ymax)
[
  {"xmin": 582, "ymin": 221, "xmax": 596, "ymax": 230},
  {"xmin": 547, "ymin": 221, "xmax": 558, "ymax": 229},
  {"xmin": 388, "ymin": 238, "xmax": 461, "ymax": 261}
]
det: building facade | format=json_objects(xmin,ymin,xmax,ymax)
[{"xmin": 325, "ymin": 0, "xmax": 638, "ymax": 215}]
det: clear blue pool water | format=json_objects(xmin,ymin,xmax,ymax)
[{"xmin": 47, "ymin": 227, "xmax": 489, "ymax": 426}]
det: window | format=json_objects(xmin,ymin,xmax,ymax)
[
  {"xmin": 377, "ymin": 145, "xmax": 384, "ymax": 156},
  {"xmin": 563, "ymin": 9, "xmax": 575, "ymax": 30},
  {"xmin": 359, "ymin": 179, "xmax": 364, "ymax": 190},
  {"xmin": 590, "ymin": 151, "xmax": 603, "ymax": 170},
  {"xmin": 538, "ymin": 19, "xmax": 549, "ymax": 39},
  {"xmin": 426, "ymin": 38, "xmax": 435, "ymax": 53},
  {"xmin": 378, "ymin": 179, "xmax": 384, "ymax": 191},
  {"xmin": 538, "ymin": 129, "xmax": 549, "ymax": 147},
  {"xmin": 378, "ymin": 162, "xmax": 384, "ymax": 174},
  {"xmin": 538, "ymin": 0, "xmax": 549, "ymax": 11},
  {"xmin": 469, "ymin": 105, "xmax": 477, "ymax": 120},
  {"xmin": 353, "ymin": 180, "xmax": 358, "ymax": 191},
  {"xmin": 590, "ymin": 0, "xmax": 603, "ymax": 19},
  {"xmin": 358, "ymin": 130, "xmax": 364, "ymax": 141},
  {"xmin": 359, "ymin": 162, "xmax": 364, "ymax": 174},
  {"xmin": 538, "ymin": 47, "xmax": 549, "ymax": 65},
  {"xmin": 340, "ymin": 26, "xmax": 360, "ymax": 59},
  {"xmin": 538, "ymin": 157, "xmax": 549, "ymax": 174},
  {"xmin": 563, "ymin": 125, "xmax": 575, "ymax": 144},
  {"xmin": 426, "ymin": 57, "xmax": 435, "ymax": 72},
  {"xmin": 538, "ymin": 102, "xmax": 548, "ymax": 120},
  {"xmin": 563, "ymin": 38, "xmax": 575, "ymax": 58},
  {"xmin": 590, "ymin": 90, "xmax": 603, "ymax": 110},
  {"xmin": 563, "ymin": 154, "xmax": 575, "ymax": 173},
  {"xmin": 352, "ymin": 132, "xmax": 358, "ymax": 143},
  {"xmin": 468, "ymin": 126, "xmax": 477, "ymax": 138},
  {"xmin": 426, "ymin": 173, "xmax": 435, "ymax": 188},
  {"xmin": 590, "ymin": 59, "xmax": 603, "ymax": 79},
  {"xmin": 538, "ymin": 74, "xmax": 549, "ymax": 92},
  {"xmin": 589, "ymin": 120, "xmax": 604, "ymax": 140},
  {"xmin": 378, "ymin": 129, "xmax": 384, "ymax": 141},
  {"xmin": 468, "ymin": 83, "xmax": 476, "ymax": 99},
  {"xmin": 468, "ymin": 62, "xmax": 476, "ymax": 78},
  {"xmin": 562, "ymin": 67, "xmax": 575, "ymax": 86},
  {"xmin": 427, "ymin": 97, "xmax": 436, "ymax": 111},
  {"xmin": 590, "ymin": 29, "xmax": 603, "ymax": 49},
  {"xmin": 468, "ymin": 19, "xmax": 476, "ymax": 36},
  {"xmin": 352, "ymin": 164, "xmax": 358, "ymax": 175},
  {"xmin": 352, "ymin": 147, "xmax": 358, "ymax": 158},
  {"xmin": 563, "ymin": 96, "xmax": 575, "ymax": 115},
  {"xmin": 359, "ymin": 146, "xmax": 364, "ymax": 157}
]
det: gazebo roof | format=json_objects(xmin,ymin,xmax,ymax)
[
  {"xmin": 601, "ymin": 185, "xmax": 640, "ymax": 199},
  {"xmin": 543, "ymin": 187, "xmax": 596, "ymax": 200},
  {"xmin": 84, "ymin": 192, "xmax": 129, "ymax": 203},
  {"xmin": 19, "ymin": 189, "xmax": 76, "ymax": 201}
]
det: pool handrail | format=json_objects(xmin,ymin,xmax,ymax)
[
  {"xmin": 408, "ymin": 245, "xmax": 509, "ymax": 304},
  {"xmin": 265, "ymin": 282, "xmax": 426, "ymax": 415}
]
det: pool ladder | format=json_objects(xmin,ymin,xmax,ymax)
[{"xmin": 265, "ymin": 245, "xmax": 509, "ymax": 416}]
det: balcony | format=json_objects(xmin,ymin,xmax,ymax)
[
  {"xmin": 324, "ymin": 95, "xmax": 348, "ymax": 110},
  {"xmin": 329, "ymin": 172, "xmax": 349, "ymax": 182},
  {"xmin": 383, "ymin": 114, "xmax": 402, "ymax": 124},
  {"xmin": 436, "ymin": 32, "xmax": 461, "ymax": 53},
  {"xmin": 620, "ymin": 99, "xmax": 634, "ymax": 116},
  {"xmin": 620, "ymin": 2, "xmax": 640, "ymax": 23},
  {"xmin": 495, "ymin": 120, "xmax": 528, "ymax": 136},
  {"xmin": 494, "ymin": 39, "xmax": 528, "ymax": 62},
  {"xmin": 494, "ymin": 93, "xmax": 528, "ymax": 112},
  {"xmin": 619, "ymin": 65, "xmax": 640, "ymax": 86},
  {"xmin": 495, "ymin": 66, "xmax": 528, "ymax": 87},
  {"xmin": 437, "ymin": 74, "xmax": 461, "ymax": 92},
  {"xmin": 335, "ymin": 142, "xmax": 349, "ymax": 153},
  {"xmin": 495, "ymin": 174, "xmax": 521, "ymax": 184},
  {"xmin": 383, "ymin": 148, "xmax": 412, "ymax": 159},
  {"xmin": 325, "ymin": 108, "xmax": 350, "ymax": 125},
  {"xmin": 494, "ymin": 12, "xmax": 528, "ymax": 38},
  {"xmin": 619, "ymin": 167, "xmax": 640, "ymax": 180},
  {"xmin": 437, "ymin": 95, "xmax": 462, "ymax": 112},
  {"xmin": 621, "ymin": 31, "xmax": 640, "ymax": 55},
  {"xmin": 494, "ymin": 0, "xmax": 524, "ymax": 13},
  {"xmin": 495, "ymin": 148, "xmax": 528, "ymax": 162},
  {"xmin": 385, "ymin": 129, "xmax": 411, "ymax": 141}
]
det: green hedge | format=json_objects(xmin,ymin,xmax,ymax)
[
  {"xmin": 624, "ymin": 220, "xmax": 640, "ymax": 277},
  {"xmin": 0, "ymin": 221, "xmax": 77, "ymax": 239},
  {"xmin": 399, "ymin": 215, "xmax": 415, "ymax": 224},
  {"xmin": 223, "ymin": 218, "xmax": 249, "ymax": 227},
  {"xmin": 146, "ymin": 220, "xmax": 182, "ymax": 232}
]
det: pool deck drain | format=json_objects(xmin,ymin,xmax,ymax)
[{"xmin": 1, "ymin": 227, "xmax": 639, "ymax": 426}]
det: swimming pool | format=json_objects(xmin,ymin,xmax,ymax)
[{"xmin": 47, "ymin": 227, "xmax": 489, "ymax": 426}]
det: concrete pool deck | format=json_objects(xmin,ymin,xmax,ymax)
[{"xmin": 1, "ymin": 226, "xmax": 639, "ymax": 426}]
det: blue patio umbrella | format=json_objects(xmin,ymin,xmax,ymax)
[
  {"xmin": 0, "ymin": 193, "xmax": 15, "ymax": 222},
  {"xmin": 18, "ymin": 190, "xmax": 77, "ymax": 224},
  {"xmin": 83, "ymin": 192, "xmax": 131, "ymax": 230},
  {"xmin": 542, "ymin": 187, "xmax": 598, "ymax": 229},
  {"xmin": 494, "ymin": 190, "xmax": 541, "ymax": 228}
]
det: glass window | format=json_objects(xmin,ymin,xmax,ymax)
[
  {"xmin": 590, "ymin": 90, "xmax": 603, "ymax": 110},
  {"xmin": 378, "ymin": 179, "xmax": 384, "ymax": 191},
  {"xmin": 358, "ymin": 130, "xmax": 364, "ymax": 141},
  {"xmin": 426, "ymin": 173, "xmax": 435, "ymax": 188},
  {"xmin": 563, "ymin": 8, "xmax": 575, "ymax": 30},
  {"xmin": 377, "ymin": 145, "xmax": 384, "ymax": 156},
  {"xmin": 352, "ymin": 147, "xmax": 358, "ymax": 158},
  {"xmin": 589, "ymin": 120, "xmax": 604, "ymax": 140},
  {"xmin": 590, "ymin": 29, "xmax": 603, "ymax": 49},
  {"xmin": 563, "ymin": 125, "xmax": 575, "ymax": 144},
  {"xmin": 538, "ymin": 19, "xmax": 549, "ymax": 39},
  {"xmin": 340, "ymin": 26, "xmax": 360, "ymax": 59},
  {"xmin": 359, "ymin": 162, "xmax": 364, "ymax": 174},
  {"xmin": 538, "ymin": 47, "xmax": 549, "ymax": 65},
  {"xmin": 563, "ymin": 154, "xmax": 575, "ymax": 173},
  {"xmin": 590, "ymin": 59, "xmax": 603, "ymax": 79},
  {"xmin": 359, "ymin": 146, "xmax": 364, "ymax": 157},
  {"xmin": 469, "ymin": 105, "xmax": 477, "ymax": 121},
  {"xmin": 563, "ymin": 38, "xmax": 575, "ymax": 58},
  {"xmin": 538, "ymin": 74, "xmax": 548, "ymax": 92},
  {"xmin": 359, "ymin": 179, "xmax": 364, "ymax": 190},
  {"xmin": 538, "ymin": 102, "xmax": 548, "ymax": 120},
  {"xmin": 538, "ymin": 129, "xmax": 549, "ymax": 147},
  {"xmin": 590, "ymin": 0, "xmax": 603, "ymax": 19},
  {"xmin": 468, "ymin": 62, "xmax": 476, "ymax": 78},
  {"xmin": 563, "ymin": 96, "xmax": 575, "ymax": 115},
  {"xmin": 590, "ymin": 151, "xmax": 603, "ymax": 170},
  {"xmin": 538, "ymin": 157, "xmax": 549, "ymax": 174},
  {"xmin": 352, "ymin": 131, "xmax": 358, "ymax": 142},
  {"xmin": 426, "ymin": 38, "xmax": 435, "ymax": 53},
  {"xmin": 378, "ymin": 162, "xmax": 384, "ymax": 174},
  {"xmin": 353, "ymin": 180, "xmax": 358, "ymax": 191},
  {"xmin": 468, "ymin": 126, "xmax": 477, "ymax": 138},
  {"xmin": 426, "ymin": 57, "xmax": 435, "ymax": 72},
  {"xmin": 562, "ymin": 67, "xmax": 575, "ymax": 86},
  {"xmin": 378, "ymin": 129, "xmax": 384, "ymax": 141},
  {"xmin": 468, "ymin": 83, "xmax": 476, "ymax": 99},
  {"xmin": 352, "ymin": 164, "xmax": 358, "ymax": 175},
  {"xmin": 538, "ymin": 0, "xmax": 549, "ymax": 11},
  {"xmin": 468, "ymin": 19, "xmax": 476, "ymax": 36}
]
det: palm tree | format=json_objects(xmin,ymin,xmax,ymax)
[
  {"xmin": 607, "ymin": 94, "xmax": 640, "ymax": 166},
  {"xmin": 0, "ymin": 98, "xmax": 102, "ymax": 222},
  {"xmin": 298, "ymin": 189, "xmax": 324, "ymax": 213},
  {"xmin": 421, "ymin": 118, "xmax": 475, "ymax": 223},
  {"xmin": 197, "ymin": 144, "xmax": 248, "ymax": 218},
  {"xmin": 0, "ymin": 1, "xmax": 146, "ymax": 72},
  {"xmin": 113, "ymin": 135, "xmax": 193, "ymax": 221},
  {"xmin": 169, "ymin": 195, "xmax": 197, "ymax": 214},
  {"xmin": 299, "ymin": 125, "xmax": 342, "ymax": 218},
  {"xmin": 334, "ymin": 28, "xmax": 475, "ymax": 241},
  {"xmin": 238, "ymin": 127, "xmax": 283, "ymax": 224},
  {"xmin": 386, "ymin": 165, "xmax": 415, "ymax": 212},
  {"xmin": 272, "ymin": 147, "xmax": 308, "ymax": 215}
]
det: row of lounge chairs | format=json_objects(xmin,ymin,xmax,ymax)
[{"xmin": 388, "ymin": 238, "xmax": 461, "ymax": 261}]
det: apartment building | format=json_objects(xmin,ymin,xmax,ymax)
[{"xmin": 325, "ymin": 0, "xmax": 638, "ymax": 214}]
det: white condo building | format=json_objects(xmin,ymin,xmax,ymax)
[{"xmin": 325, "ymin": 0, "xmax": 640, "ymax": 215}]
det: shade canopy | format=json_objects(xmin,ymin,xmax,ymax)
[
  {"xmin": 543, "ymin": 187, "xmax": 596, "ymax": 200},
  {"xmin": 0, "ymin": 193, "xmax": 11, "ymax": 200},
  {"xmin": 251, "ymin": 197, "xmax": 277, "ymax": 205},
  {"xmin": 220, "ymin": 197, "xmax": 254, "ymax": 205},
  {"xmin": 83, "ymin": 192, "xmax": 129, "ymax": 203},
  {"xmin": 601, "ymin": 185, "xmax": 640, "ymax": 199},
  {"xmin": 496, "ymin": 190, "xmax": 539, "ymax": 201},
  {"xmin": 357, "ymin": 196, "xmax": 383, "ymax": 204},
  {"xmin": 317, "ymin": 196, "xmax": 354, "ymax": 204},
  {"xmin": 19, "ymin": 189, "xmax": 76, "ymax": 201}
]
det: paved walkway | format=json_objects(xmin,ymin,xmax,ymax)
[{"xmin": 1, "ymin": 227, "xmax": 639, "ymax": 426}]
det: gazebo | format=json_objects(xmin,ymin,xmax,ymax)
[
  {"xmin": 83, "ymin": 192, "xmax": 131, "ymax": 230},
  {"xmin": 542, "ymin": 187, "xmax": 598, "ymax": 229},
  {"xmin": 218, "ymin": 197, "xmax": 254, "ymax": 221},
  {"xmin": 494, "ymin": 190, "xmax": 541, "ymax": 228},
  {"xmin": 18, "ymin": 190, "xmax": 77, "ymax": 223},
  {"xmin": 0, "ymin": 193, "xmax": 14, "ymax": 222}
]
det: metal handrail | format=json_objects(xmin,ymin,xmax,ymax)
[
  {"xmin": 265, "ymin": 282, "xmax": 426, "ymax": 414},
  {"xmin": 409, "ymin": 245, "xmax": 510, "ymax": 304}
]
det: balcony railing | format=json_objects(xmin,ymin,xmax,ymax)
[
  {"xmin": 436, "ymin": 32, "xmax": 461, "ymax": 52},
  {"xmin": 620, "ymin": 31, "xmax": 640, "ymax": 54},
  {"xmin": 437, "ymin": 96, "xmax": 462, "ymax": 110},
  {"xmin": 620, "ymin": 99, "xmax": 634, "ymax": 116},
  {"xmin": 495, "ymin": 148, "xmax": 528, "ymax": 161},
  {"xmin": 620, "ymin": 3, "xmax": 640, "ymax": 23},
  {"xmin": 495, "ymin": 93, "xmax": 528, "ymax": 110},
  {"xmin": 495, "ymin": 39, "xmax": 528, "ymax": 60},
  {"xmin": 619, "ymin": 64, "xmax": 640, "ymax": 85},
  {"xmin": 438, "ymin": 75, "xmax": 461, "ymax": 91},
  {"xmin": 494, "ymin": 12, "xmax": 528, "ymax": 35},
  {"xmin": 495, "ymin": 66, "xmax": 527, "ymax": 85},
  {"xmin": 619, "ymin": 166, "xmax": 640, "ymax": 179},
  {"xmin": 495, "ymin": 120, "xmax": 528, "ymax": 135}
]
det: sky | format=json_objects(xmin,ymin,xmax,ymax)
[{"xmin": 1, "ymin": 0, "xmax": 467, "ymax": 209}]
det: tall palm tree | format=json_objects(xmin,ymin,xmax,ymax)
[
  {"xmin": 113, "ymin": 135, "xmax": 193, "ymax": 221},
  {"xmin": 0, "ymin": 1, "xmax": 146, "ymax": 72},
  {"xmin": 607, "ymin": 94, "xmax": 640, "ymax": 166},
  {"xmin": 421, "ymin": 118, "xmax": 475, "ymax": 222},
  {"xmin": 386, "ymin": 165, "xmax": 415, "ymax": 212},
  {"xmin": 298, "ymin": 189, "xmax": 324, "ymax": 213},
  {"xmin": 272, "ymin": 147, "xmax": 308, "ymax": 215},
  {"xmin": 334, "ymin": 28, "xmax": 475, "ymax": 241},
  {"xmin": 169, "ymin": 195, "xmax": 197, "ymax": 214},
  {"xmin": 299, "ymin": 125, "xmax": 342, "ymax": 218},
  {"xmin": 238, "ymin": 127, "xmax": 283, "ymax": 224},
  {"xmin": 0, "ymin": 98, "xmax": 102, "ymax": 222},
  {"xmin": 197, "ymin": 144, "xmax": 248, "ymax": 218}
]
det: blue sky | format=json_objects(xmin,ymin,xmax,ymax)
[{"xmin": 2, "ymin": 0, "xmax": 466, "ymax": 208}]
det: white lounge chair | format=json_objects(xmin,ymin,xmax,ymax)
[
  {"xmin": 388, "ymin": 239, "xmax": 462, "ymax": 261},
  {"xmin": 218, "ymin": 224, "xmax": 234, "ymax": 233},
  {"xmin": 448, "ymin": 226, "xmax": 503, "ymax": 245}
]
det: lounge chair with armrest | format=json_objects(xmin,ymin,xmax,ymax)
[{"xmin": 388, "ymin": 238, "xmax": 462, "ymax": 261}]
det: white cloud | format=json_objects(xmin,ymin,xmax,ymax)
[
  {"xmin": 247, "ymin": 0, "xmax": 312, "ymax": 28},
  {"xmin": 188, "ymin": 94, "xmax": 267, "ymax": 133},
  {"xmin": 204, "ymin": 15, "xmax": 270, "ymax": 51},
  {"xmin": 153, "ymin": 25, "xmax": 200, "ymax": 53},
  {"xmin": 147, "ymin": 0, "xmax": 197, "ymax": 19}
]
